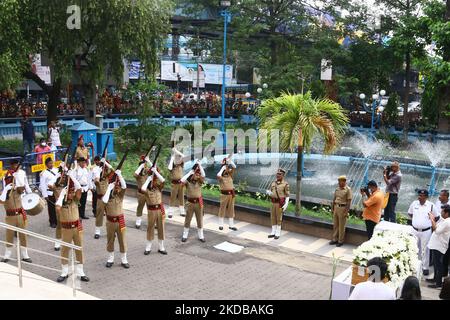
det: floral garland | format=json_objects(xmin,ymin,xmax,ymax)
[{"xmin": 353, "ymin": 230, "xmax": 419, "ymax": 289}]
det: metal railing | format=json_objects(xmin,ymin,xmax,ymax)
[{"xmin": 0, "ymin": 222, "xmax": 82, "ymax": 297}]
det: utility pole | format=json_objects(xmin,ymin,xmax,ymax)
[{"xmin": 196, "ymin": 31, "xmax": 200, "ymax": 101}]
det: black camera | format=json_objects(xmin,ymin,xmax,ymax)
[
  {"xmin": 384, "ymin": 165, "xmax": 392, "ymax": 176},
  {"xmin": 360, "ymin": 186, "xmax": 369, "ymax": 193}
]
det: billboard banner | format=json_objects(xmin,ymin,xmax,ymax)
[{"xmin": 160, "ymin": 60, "xmax": 232, "ymax": 86}]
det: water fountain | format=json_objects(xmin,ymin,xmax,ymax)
[
  {"xmin": 188, "ymin": 130, "xmax": 450, "ymax": 213},
  {"xmin": 413, "ymin": 140, "xmax": 450, "ymax": 196}
]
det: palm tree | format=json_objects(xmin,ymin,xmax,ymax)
[{"xmin": 258, "ymin": 92, "xmax": 349, "ymax": 215}]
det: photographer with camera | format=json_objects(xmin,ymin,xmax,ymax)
[
  {"xmin": 360, "ymin": 180, "xmax": 384, "ymax": 239},
  {"xmin": 383, "ymin": 161, "xmax": 402, "ymax": 223}
]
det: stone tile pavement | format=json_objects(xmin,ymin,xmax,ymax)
[{"xmin": 0, "ymin": 193, "xmax": 440, "ymax": 300}]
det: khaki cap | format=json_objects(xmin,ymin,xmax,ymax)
[{"xmin": 338, "ymin": 175, "xmax": 347, "ymax": 181}]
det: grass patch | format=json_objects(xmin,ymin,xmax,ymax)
[{"xmin": 0, "ymin": 139, "xmax": 23, "ymax": 153}]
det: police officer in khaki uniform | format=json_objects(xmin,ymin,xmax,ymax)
[
  {"xmin": 55, "ymin": 171, "xmax": 89, "ymax": 282},
  {"xmin": 75, "ymin": 135, "xmax": 90, "ymax": 166},
  {"xmin": 93, "ymin": 159, "xmax": 113, "ymax": 239},
  {"xmin": 168, "ymin": 148, "xmax": 185, "ymax": 218},
  {"xmin": 181, "ymin": 161, "xmax": 206, "ymax": 242},
  {"xmin": 0, "ymin": 159, "xmax": 32, "ymax": 263},
  {"xmin": 134, "ymin": 155, "xmax": 150, "ymax": 228},
  {"xmin": 329, "ymin": 175, "xmax": 352, "ymax": 247},
  {"xmin": 49, "ymin": 162, "xmax": 68, "ymax": 251},
  {"xmin": 217, "ymin": 157, "xmax": 238, "ymax": 231},
  {"xmin": 140, "ymin": 165, "xmax": 167, "ymax": 255},
  {"xmin": 102, "ymin": 169, "xmax": 129, "ymax": 268},
  {"xmin": 266, "ymin": 169, "xmax": 290, "ymax": 239}
]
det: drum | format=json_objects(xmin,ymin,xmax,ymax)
[{"xmin": 21, "ymin": 193, "xmax": 45, "ymax": 216}]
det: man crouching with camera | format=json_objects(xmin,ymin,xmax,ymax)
[
  {"xmin": 360, "ymin": 180, "xmax": 384, "ymax": 239},
  {"xmin": 383, "ymin": 161, "xmax": 402, "ymax": 223}
]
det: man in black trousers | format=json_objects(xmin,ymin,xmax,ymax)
[
  {"xmin": 90, "ymin": 156, "xmax": 102, "ymax": 217},
  {"xmin": 75, "ymin": 157, "xmax": 90, "ymax": 219}
]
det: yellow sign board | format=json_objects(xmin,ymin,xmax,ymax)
[
  {"xmin": 0, "ymin": 161, "xmax": 5, "ymax": 179},
  {"xmin": 32, "ymin": 153, "xmax": 62, "ymax": 173}
]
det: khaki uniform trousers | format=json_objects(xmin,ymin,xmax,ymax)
[
  {"xmin": 136, "ymin": 193, "xmax": 146, "ymax": 217},
  {"xmin": 170, "ymin": 183, "xmax": 184, "ymax": 207},
  {"xmin": 218, "ymin": 194, "xmax": 235, "ymax": 218},
  {"xmin": 95, "ymin": 201, "xmax": 106, "ymax": 228},
  {"xmin": 184, "ymin": 202, "xmax": 203, "ymax": 228},
  {"xmin": 332, "ymin": 206, "xmax": 348, "ymax": 243},
  {"xmin": 106, "ymin": 221, "xmax": 127, "ymax": 253},
  {"xmin": 147, "ymin": 209, "xmax": 165, "ymax": 240},
  {"xmin": 5, "ymin": 215, "xmax": 27, "ymax": 248},
  {"xmin": 270, "ymin": 204, "xmax": 283, "ymax": 226},
  {"xmin": 60, "ymin": 227, "xmax": 84, "ymax": 264},
  {"xmin": 55, "ymin": 213, "xmax": 62, "ymax": 240}
]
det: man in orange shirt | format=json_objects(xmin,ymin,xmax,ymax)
[{"xmin": 360, "ymin": 180, "xmax": 384, "ymax": 239}]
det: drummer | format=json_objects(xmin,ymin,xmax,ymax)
[
  {"xmin": 39, "ymin": 157, "xmax": 59, "ymax": 228},
  {"xmin": 0, "ymin": 159, "xmax": 33, "ymax": 263}
]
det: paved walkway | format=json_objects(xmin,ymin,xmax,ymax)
[
  {"xmin": 121, "ymin": 196, "xmax": 356, "ymax": 263},
  {"xmin": 0, "ymin": 193, "xmax": 440, "ymax": 300}
]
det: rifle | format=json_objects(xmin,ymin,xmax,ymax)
[
  {"xmin": 102, "ymin": 148, "xmax": 130, "ymax": 203},
  {"xmin": 142, "ymin": 144, "xmax": 162, "ymax": 191},
  {"xmin": 100, "ymin": 135, "xmax": 111, "ymax": 179},
  {"xmin": 108, "ymin": 147, "xmax": 130, "ymax": 184},
  {"xmin": 139, "ymin": 138, "xmax": 157, "ymax": 175},
  {"xmin": 56, "ymin": 147, "xmax": 77, "ymax": 205}
]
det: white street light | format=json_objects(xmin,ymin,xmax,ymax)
[
  {"xmin": 262, "ymin": 83, "xmax": 268, "ymax": 89},
  {"xmin": 378, "ymin": 106, "xmax": 385, "ymax": 112},
  {"xmin": 257, "ymin": 88, "xmax": 263, "ymax": 94},
  {"xmin": 245, "ymin": 92, "xmax": 251, "ymax": 98},
  {"xmin": 359, "ymin": 93, "xmax": 366, "ymax": 100},
  {"xmin": 379, "ymin": 89, "xmax": 386, "ymax": 96},
  {"xmin": 381, "ymin": 99, "xmax": 388, "ymax": 106},
  {"xmin": 372, "ymin": 94, "xmax": 379, "ymax": 100},
  {"xmin": 220, "ymin": 0, "xmax": 232, "ymax": 7}
]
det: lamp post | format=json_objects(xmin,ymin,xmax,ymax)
[
  {"xmin": 220, "ymin": 0, "xmax": 232, "ymax": 151},
  {"xmin": 359, "ymin": 90, "xmax": 387, "ymax": 140}
]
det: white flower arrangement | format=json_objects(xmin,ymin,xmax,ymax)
[{"xmin": 353, "ymin": 230, "xmax": 419, "ymax": 289}]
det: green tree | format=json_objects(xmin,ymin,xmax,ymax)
[
  {"xmin": 375, "ymin": 0, "xmax": 426, "ymax": 141},
  {"xmin": 258, "ymin": 92, "xmax": 348, "ymax": 215},
  {"xmin": 0, "ymin": 0, "xmax": 173, "ymax": 125},
  {"xmin": 384, "ymin": 92, "xmax": 400, "ymax": 127},
  {"xmin": 416, "ymin": 0, "xmax": 450, "ymax": 132}
]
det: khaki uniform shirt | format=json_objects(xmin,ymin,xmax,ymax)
[
  {"xmin": 270, "ymin": 179, "xmax": 290, "ymax": 199},
  {"xmin": 59, "ymin": 200, "xmax": 79, "ymax": 223},
  {"xmin": 334, "ymin": 186, "xmax": 352, "ymax": 205},
  {"xmin": 170, "ymin": 164, "xmax": 184, "ymax": 181},
  {"xmin": 219, "ymin": 175, "xmax": 234, "ymax": 191},
  {"xmin": 143, "ymin": 181, "xmax": 164, "ymax": 206},
  {"xmin": 186, "ymin": 179, "xmax": 203, "ymax": 198},
  {"xmin": 95, "ymin": 178, "xmax": 109, "ymax": 196},
  {"xmin": 105, "ymin": 189, "xmax": 125, "ymax": 217},
  {"xmin": 4, "ymin": 189, "xmax": 23, "ymax": 210},
  {"xmin": 75, "ymin": 146, "xmax": 89, "ymax": 160},
  {"xmin": 135, "ymin": 173, "xmax": 148, "ymax": 189}
]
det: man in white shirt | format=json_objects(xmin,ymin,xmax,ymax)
[
  {"xmin": 349, "ymin": 257, "xmax": 396, "ymax": 300},
  {"xmin": 39, "ymin": 157, "xmax": 59, "ymax": 228},
  {"xmin": 434, "ymin": 190, "xmax": 449, "ymax": 217},
  {"xmin": 432, "ymin": 189, "xmax": 449, "ymax": 276},
  {"xmin": 75, "ymin": 157, "xmax": 90, "ymax": 220},
  {"xmin": 408, "ymin": 189, "xmax": 434, "ymax": 276},
  {"xmin": 90, "ymin": 156, "xmax": 102, "ymax": 218},
  {"xmin": 426, "ymin": 205, "xmax": 450, "ymax": 288}
]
